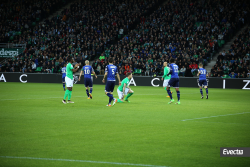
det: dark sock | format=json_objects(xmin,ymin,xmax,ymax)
[
  {"xmin": 90, "ymin": 88, "xmax": 93, "ymax": 94},
  {"xmin": 200, "ymin": 89, "xmax": 203, "ymax": 96},
  {"xmin": 63, "ymin": 83, "xmax": 65, "ymax": 89},
  {"xmin": 107, "ymin": 93, "xmax": 113, "ymax": 104},
  {"xmin": 177, "ymin": 91, "xmax": 180, "ymax": 101},
  {"xmin": 86, "ymin": 89, "xmax": 89, "ymax": 97},
  {"xmin": 206, "ymin": 88, "xmax": 208, "ymax": 95},
  {"xmin": 167, "ymin": 90, "xmax": 172, "ymax": 99}
]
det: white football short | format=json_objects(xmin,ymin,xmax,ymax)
[
  {"xmin": 65, "ymin": 76, "xmax": 74, "ymax": 87},
  {"xmin": 117, "ymin": 88, "xmax": 129, "ymax": 99},
  {"xmin": 163, "ymin": 79, "xmax": 170, "ymax": 87}
]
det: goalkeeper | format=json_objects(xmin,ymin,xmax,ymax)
[{"xmin": 117, "ymin": 72, "xmax": 134, "ymax": 103}]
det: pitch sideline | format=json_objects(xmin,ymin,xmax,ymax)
[{"xmin": 0, "ymin": 156, "xmax": 170, "ymax": 167}]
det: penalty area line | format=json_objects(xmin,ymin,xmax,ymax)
[
  {"xmin": 0, "ymin": 156, "xmax": 170, "ymax": 167},
  {"xmin": 181, "ymin": 112, "xmax": 250, "ymax": 121}
]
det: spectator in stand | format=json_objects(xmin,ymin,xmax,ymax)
[
  {"xmin": 124, "ymin": 64, "xmax": 130, "ymax": 71},
  {"xmin": 99, "ymin": 54, "xmax": 105, "ymax": 61},
  {"xmin": 32, "ymin": 62, "xmax": 37, "ymax": 73},
  {"xmin": 229, "ymin": 72, "xmax": 237, "ymax": 78},
  {"xmin": 190, "ymin": 62, "xmax": 198, "ymax": 74},
  {"xmin": 179, "ymin": 66, "xmax": 186, "ymax": 77}
]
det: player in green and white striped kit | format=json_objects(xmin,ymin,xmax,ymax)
[
  {"xmin": 117, "ymin": 72, "xmax": 134, "ymax": 103},
  {"xmin": 161, "ymin": 62, "xmax": 172, "ymax": 98}
]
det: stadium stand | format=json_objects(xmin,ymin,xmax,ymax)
[
  {"xmin": 91, "ymin": 0, "xmax": 250, "ymax": 77},
  {"xmin": 0, "ymin": 0, "xmax": 249, "ymax": 78},
  {"xmin": 215, "ymin": 27, "xmax": 250, "ymax": 78}
]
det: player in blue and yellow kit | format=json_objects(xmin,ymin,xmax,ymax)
[
  {"xmin": 102, "ymin": 58, "xmax": 121, "ymax": 106},
  {"xmin": 62, "ymin": 64, "xmax": 66, "ymax": 91},
  {"xmin": 197, "ymin": 63, "xmax": 209, "ymax": 99},
  {"xmin": 79, "ymin": 60, "xmax": 97, "ymax": 99},
  {"xmin": 167, "ymin": 58, "xmax": 180, "ymax": 104}
]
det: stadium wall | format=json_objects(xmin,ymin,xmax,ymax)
[{"xmin": 0, "ymin": 73, "xmax": 250, "ymax": 90}]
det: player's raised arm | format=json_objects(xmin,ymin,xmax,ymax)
[{"xmin": 72, "ymin": 63, "xmax": 79, "ymax": 72}]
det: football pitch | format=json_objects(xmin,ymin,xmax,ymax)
[{"xmin": 0, "ymin": 82, "xmax": 249, "ymax": 167}]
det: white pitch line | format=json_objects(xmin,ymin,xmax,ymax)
[
  {"xmin": 189, "ymin": 121, "xmax": 250, "ymax": 125},
  {"xmin": 181, "ymin": 112, "xmax": 250, "ymax": 121},
  {"xmin": 0, "ymin": 156, "xmax": 170, "ymax": 167}
]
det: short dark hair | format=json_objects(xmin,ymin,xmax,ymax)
[
  {"xmin": 170, "ymin": 58, "xmax": 175, "ymax": 63},
  {"xmin": 109, "ymin": 58, "xmax": 113, "ymax": 63},
  {"xmin": 68, "ymin": 57, "xmax": 73, "ymax": 62},
  {"xmin": 126, "ymin": 72, "xmax": 132, "ymax": 77}
]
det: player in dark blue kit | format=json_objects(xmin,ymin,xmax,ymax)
[
  {"xmin": 102, "ymin": 58, "xmax": 121, "ymax": 107},
  {"xmin": 78, "ymin": 60, "xmax": 97, "ymax": 99},
  {"xmin": 167, "ymin": 58, "xmax": 181, "ymax": 104},
  {"xmin": 61, "ymin": 64, "xmax": 66, "ymax": 91},
  {"xmin": 197, "ymin": 63, "xmax": 209, "ymax": 99}
]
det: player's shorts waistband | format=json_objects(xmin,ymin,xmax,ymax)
[{"xmin": 65, "ymin": 76, "xmax": 73, "ymax": 80}]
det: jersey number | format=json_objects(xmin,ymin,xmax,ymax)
[
  {"xmin": 85, "ymin": 69, "xmax": 90, "ymax": 74},
  {"xmin": 200, "ymin": 70, "xmax": 206, "ymax": 74},
  {"xmin": 112, "ymin": 69, "xmax": 115, "ymax": 75},
  {"xmin": 173, "ymin": 66, "xmax": 178, "ymax": 73}
]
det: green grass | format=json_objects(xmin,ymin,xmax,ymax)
[{"xmin": 0, "ymin": 82, "xmax": 249, "ymax": 167}]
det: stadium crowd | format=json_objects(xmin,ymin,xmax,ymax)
[
  {"xmin": 0, "ymin": 0, "xmax": 68, "ymax": 43},
  {"xmin": 215, "ymin": 27, "xmax": 250, "ymax": 78},
  {"xmin": 91, "ymin": 0, "xmax": 250, "ymax": 77},
  {"xmin": 0, "ymin": 0, "xmax": 160, "ymax": 73},
  {"xmin": 0, "ymin": 0, "xmax": 250, "ymax": 79}
]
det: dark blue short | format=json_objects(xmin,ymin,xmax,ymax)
[
  {"xmin": 168, "ymin": 78, "xmax": 179, "ymax": 88},
  {"xmin": 198, "ymin": 80, "xmax": 207, "ymax": 87},
  {"xmin": 84, "ymin": 78, "xmax": 93, "ymax": 87},
  {"xmin": 105, "ymin": 81, "xmax": 116, "ymax": 92}
]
